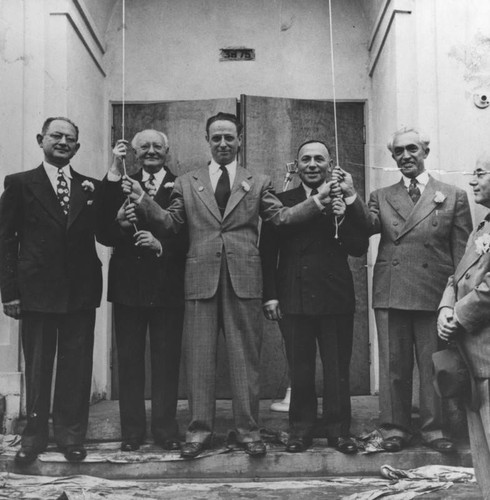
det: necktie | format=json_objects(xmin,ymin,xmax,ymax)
[
  {"xmin": 145, "ymin": 173, "xmax": 157, "ymax": 198},
  {"xmin": 215, "ymin": 165, "xmax": 230, "ymax": 215},
  {"xmin": 408, "ymin": 178, "xmax": 421, "ymax": 204},
  {"xmin": 477, "ymin": 213, "xmax": 490, "ymax": 231},
  {"xmin": 56, "ymin": 169, "xmax": 70, "ymax": 215},
  {"xmin": 310, "ymin": 188, "xmax": 318, "ymax": 196}
]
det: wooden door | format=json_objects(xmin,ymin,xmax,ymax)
[
  {"xmin": 241, "ymin": 95, "xmax": 369, "ymax": 395},
  {"xmin": 111, "ymin": 98, "xmax": 237, "ymax": 399}
]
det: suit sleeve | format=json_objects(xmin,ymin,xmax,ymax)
[
  {"xmin": 0, "ymin": 175, "xmax": 21, "ymax": 303},
  {"xmin": 94, "ymin": 176, "xmax": 128, "ymax": 247},
  {"xmin": 259, "ymin": 220, "xmax": 279, "ymax": 302},
  {"xmin": 337, "ymin": 197, "xmax": 370, "ymax": 257},
  {"xmin": 137, "ymin": 178, "xmax": 186, "ymax": 239},
  {"xmin": 364, "ymin": 190, "xmax": 383, "ymax": 236},
  {"xmin": 450, "ymin": 189, "xmax": 473, "ymax": 268}
]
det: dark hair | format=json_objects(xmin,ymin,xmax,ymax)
[
  {"xmin": 41, "ymin": 117, "xmax": 79, "ymax": 139},
  {"xmin": 296, "ymin": 139, "xmax": 332, "ymax": 159},
  {"xmin": 205, "ymin": 112, "xmax": 243, "ymax": 136}
]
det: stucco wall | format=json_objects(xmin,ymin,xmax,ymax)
[{"xmin": 104, "ymin": 0, "xmax": 370, "ymax": 102}]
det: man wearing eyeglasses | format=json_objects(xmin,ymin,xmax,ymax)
[
  {"xmin": 438, "ymin": 156, "xmax": 490, "ymax": 499},
  {"xmin": 334, "ymin": 127, "xmax": 472, "ymax": 453},
  {"xmin": 0, "ymin": 117, "xmax": 102, "ymax": 464}
]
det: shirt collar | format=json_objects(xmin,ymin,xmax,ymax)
[
  {"xmin": 302, "ymin": 183, "xmax": 317, "ymax": 197},
  {"xmin": 142, "ymin": 167, "xmax": 166, "ymax": 184},
  {"xmin": 402, "ymin": 170, "xmax": 429, "ymax": 188},
  {"xmin": 43, "ymin": 161, "xmax": 72, "ymax": 178},
  {"xmin": 209, "ymin": 159, "xmax": 237, "ymax": 175}
]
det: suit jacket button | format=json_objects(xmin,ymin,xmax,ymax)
[
  {"xmin": 432, "ymin": 221, "xmax": 438, "ymax": 226},
  {"xmin": 394, "ymin": 240, "xmax": 400, "ymax": 246},
  {"xmin": 393, "ymin": 221, "xmax": 399, "ymax": 226},
  {"xmin": 392, "ymin": 259, "xmax": 399, "ymax": 266},
  {"xmin": 465, "ymin": 273, "xmax": 470, "ymax": 279},
  {"xmin": 216, "ymin": 252, "xmax": 221, "ymax": 257},
  {"xmin": 422, "ymin": 263, "xmax": 428, "ymax": 268}
]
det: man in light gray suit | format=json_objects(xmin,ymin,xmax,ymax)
[
  {"xmin": 335, "ymin": 127, "xmax": 472, "ymax": 453},
  {"xmin": 121, "ymin": 112, "xmax": 337, "ymax": 459},
  {"xmin": 438, "ymin": 153, "xmax": 490, "ymax": 499}
]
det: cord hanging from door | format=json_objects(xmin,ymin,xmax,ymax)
[
  {"xmin": 120, "ymin": 0, "xmax": 138, "ymax": 231},
  {"xmin": 328, "ymin": 0, "xmax": 343, "ymax": 239}
]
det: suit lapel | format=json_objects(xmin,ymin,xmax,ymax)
[
  {"xmin": 68, "ymin": 169, "xmax": 90, "ymax": 229},
  {"xmin": 397, "ymin": 176, "xmax": 439, "ymax": 239},
  {"xmin": 454, "ymin": 228, "xmax": 486, "ymax": 283},
  {"xmin": 192, "ymin": 166, "xmax": 222, "ymax": 222},
  {"xmin": 223, "ymin": 166, "xmax": 252, "ymax": 219},
  {"xmin": 28, "ymin": 165, "xmax": 66, "ymax": 227},
  {"xmin": 386, "ymin": 180, "xmax": 413, "ymax": 221}
]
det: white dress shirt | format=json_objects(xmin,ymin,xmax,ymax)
[
  {"xmin": 209, "ymin": 159, "xmax": 237, "ymax": 191},
  {"xmin": 402, "ymin": 170, "xmax": 429, "ymax": 194},
  {"xmin": 43, "ymin": 161, "xmax": 72, "ymax": 193},
  {"xmin": 141, "ymin": 167, "xmax": 167, "ymax": 191}
]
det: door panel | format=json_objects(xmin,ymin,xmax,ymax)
[{"xmin": 241, "ymin": 95, "xmax": 369, "ymax": 395}]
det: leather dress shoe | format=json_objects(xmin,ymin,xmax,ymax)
[
  {"xmin": 158, "ymin": 439, "xmax": 181, "ymax": 451},
  {"xmin": 62, "ymin": 445, "xmax": 87, "ymax": 462},
  {"xmin": 121, "ymin": 440, "xmax": 141, "ymax": 452},
  {"xmin": 240, "ymin": 440, "xmax": 267, "ymax": 457},
  {"xmin": 181, "ymin": 441, "xmax": 207, "ymax": 459},
  {"xmin": 15, "ymin": 447, "xmax": 39, "ymax": 464},
  {"xmin": 286, "ymin": 437, "xmax": 312, "ymax": 453},
  {"xmin": 381, "ymin": 436, "xmax": 404, "ymax": 452},
  {"xmin": 423, "ymin": 438, "xmax": 456, "ymax": 454},
  {"xmin": 332, "ymin": 436, "xmax": 358, "ymax": 455}
]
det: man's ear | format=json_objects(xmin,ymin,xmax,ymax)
[
  {"xmin": 424, "ymin": 147, "xmax": 430, "ymax": 159},
  {"xmin": 74, "ymin": 143, "xmax": 81, "ymax": 154},
  {"xmin": 36, "ymin": 134, "xmax": 44, "ymax": 147}
]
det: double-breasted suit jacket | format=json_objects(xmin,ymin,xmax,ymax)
[
  {"xmin": 96, "ymin": 169, "xmax": 187, "ymax": 444},
  {"xmin": 439, "ymin": 219, "xmax": 490, "ymax": 496},
  {"xmin": 0, "ymin": 164, "xmax": 101, "ymax": 450},
  {"xmin": 365, "ymin": 174, "xmax": 472, "ymax": 441},
  {"xmin": 260, "ymin": 186, "xmax": 369, "ymax": 439},
  {"xmin": 136, "ymin": 164, "xmax": 325, "ymax": 443}
]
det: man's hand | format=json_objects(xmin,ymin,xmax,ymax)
[
  {"xmin": 332, "ymin": 166, "xmax": 356, "ymax": 197},
  {"xmin": 124, "ymin": 202, "xmax": 140, "ymax": 225},
  {"xmin": 116, "ymin": 199, "xmax": 134, "ymax": 229},
  {"xmin": 3, "ymin": 299, "xmax": 21, "ymax": 319},
  {"xmin": 122, "ymin": 175, "xmax": 144, "ymax": 201},
  {"xmin": 332, "ymin": 197, "xmax": 346, "ymax": 217},
  {"xmin": 109, "ymin": 139, "xmax": 129, "ymax": 178},
  {"xmin": 134, "ymin": 230, "xmax": 162, "ymax": 255},
  {"xmin": 437, "ymin": 307, "xmax": 462, "ymax": 342},
  {"xmin": 263, "ymin": 300, "xmax": 282, "ymax": 321},
  {"xmin": 316, "ymin": 180, "xmax": 336, "ymax": 205}
]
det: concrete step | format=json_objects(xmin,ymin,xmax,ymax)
[{"xmin": 2, "ymin": 396, "xmax": 472, "ymax": 480}]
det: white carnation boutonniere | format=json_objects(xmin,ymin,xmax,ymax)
[
  {"xmin": 163, "ymin": 182, "xmax": 175, "ymax": 189},
  {"xmin": 434, "ymin": 191, "xmax": 446, "ymax": 204},
  {"xmin": 241, "ymin": 181, "xmax": 251, "ymax": 192},
  {"xmin": 475, "ymin": 233, "xmax": 490, "ymax": 255},
  {"xmin": 82, "ymin": 180, "xmax": 95, "ymax": 193}
]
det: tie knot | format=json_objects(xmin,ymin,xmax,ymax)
[
  {"xmin": 220, "ymin": 165, "xmax": 228, "ymax": 174},
  {"xmin": 310, "ymin": 188, "xmax": 318, "ymax": 196},
  {"xmin": 148, "ymin": 173, "xmax": 155, "ymax": 182},
  {"xmin": 410, "ymin": 178, "xmax": 418, "ymax": 186}
]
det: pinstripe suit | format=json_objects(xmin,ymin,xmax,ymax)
[
  {"xmin": 366, "ymin": 175, "xmax": 472, "ymax": 442},
  {"xmin": 135, "ymin": 164, "xmax": 324, "ymax": 443},
  {"xmin": 440, "ymin": 219, "xmax": 490, "ymax": 498}
]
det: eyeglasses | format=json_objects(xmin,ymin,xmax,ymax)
[
  {"xmin": 470, "ymin": 170, "xmax": 490, "ymax": 179},
  {"xmin": 46, "ymin": 133, "xmax": 77, "ymax": 145}
]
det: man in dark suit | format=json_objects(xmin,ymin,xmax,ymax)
[
  {"xmin": 121, "ymin": 113, "xmax": 338, "ymax": 459},
  {"xmin": 0, "ymin": 117, "xmax": 102, "ymax": 463},
  {"xmin": 438, "ymin": 153, "xmax": 490, "ymax": 499},
  {"xmin": 96, "ymin": 129, "xmax": 186, "ymax": 452},
  {"xmin": 336, "ymin": 127, "xmax": 472, "ymax": 453},
  {"xmin": 260, "ymin": 140, "xmax": 369, "ymax": 453}
]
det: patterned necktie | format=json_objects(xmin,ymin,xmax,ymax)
[
  {"xmin": 408, "ymin": 178, "xmax": 421, "ymax": 204},
  {"xmin": 56, "ymin": 169, "xmax": 70, "ymax": 215},
  {"xmin": 215, "ymin": 165, "xmax": 231, "ymax": 215},
  {"xmin": 145, "ymin": 173, "xmax": 157, "ymax": 198}
]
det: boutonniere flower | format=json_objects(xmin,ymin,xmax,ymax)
[
  {"xmin": 475, "ymin": 233, "xmax": 490, "ymax": 255},
  {"xmin": 163, "ymin": 182, "xmax": 174, "ymax": 189},
  {"xmin": 82, "ymin": 180, "xmax": 95, "ymax": 193},
  {"xmin": 241, "ymin": 181, "xmax": 251, "ymax": 192},
  {"xmin": 434, "ymin": 191, "xmax": 446, "ymax": 204}
]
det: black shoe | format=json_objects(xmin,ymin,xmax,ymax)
[
  {"xmin": 423, "ymin": 438, "xmax": 456, "ymax": 454},
  {"xmin": 286, "ymin": 437, "xmax": 312, "ymax": 453},
  {"xmin": 158, "ymin": 439, "xmax": 181, "ymax": 451},
  {"xmin": 332, "ymin": 436, "xmax": 358, "ymax": 455},
  {"xmin": 15, "ymin": 447, "xmax": 39, "ymax": 464},
  {"xmin": 240, "ymin": 440, "xmax": 267, "ymax": 457},
  {"xmin": 62, "ymin": 445, "xmax": 87, "ymax": 462},
  {"xmin": 181, "ymin": 441, "xmax": 207, "ymax": 459},
  {"xmin": 121, "ymin": 440, "xmax": 141, "ymax": 452},
  {"xmin": 381, "ymin": 436, "xmax": 404, "ymax": 452}
]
